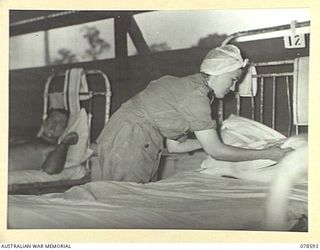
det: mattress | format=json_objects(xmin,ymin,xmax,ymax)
[
  {"xmin": 8, "ymin": 170, "xmax": 307, "ymax": 230},
  {"xmin": 7, "ymin": 115, "xmax": 308, "ymax": 230},
  {"xmin": 8, "ymin": 165, "xmax": 87, "ymax": 185},
  {"xmin": 8, "ymin": 165, "xmax": 89, "ymax": 195}
]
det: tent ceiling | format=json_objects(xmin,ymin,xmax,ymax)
[{"xmin": 10, "ymin": 10, "xmax": 150, "ymax": 36}]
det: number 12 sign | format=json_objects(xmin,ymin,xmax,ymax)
[{"xmin": 284, "ymin": 34, "xmax": 306, "ymax": 48}]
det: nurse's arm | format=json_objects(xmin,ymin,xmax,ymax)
[
  {"xmin": 194, "ymin": 128, "xmax": 292, "ymax": 162},
  {"xmin": 166, "ymin": 138, "xmax": 202, "ymax": 153}
]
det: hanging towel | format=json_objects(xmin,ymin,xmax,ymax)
[
  {"xmin": 238, "ymin": 65, "xmax": 257, "ymax": 97},
  {"xmin": 293, "ymin": 57, "xmax": 309, "ymax": 125},
  {"xmin": 63, "ymin": 68, "xmax": 90, "ymax": 115}
]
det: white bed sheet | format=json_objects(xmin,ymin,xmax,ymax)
[
  {"xmin": 8, "ymin": 165, "xmax": 87, "ymax": 185},
  {"xmin": 7, "ymin": 115, "xmax": 308, "ymax": 230},
  {"xmin": 8, "ymin": 170, "xmax": 307, "ymax": 230}
]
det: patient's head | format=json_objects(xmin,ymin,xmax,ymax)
[{"xmin": 42, "ymin": 109, "xmax": 69, "ymax": 142}]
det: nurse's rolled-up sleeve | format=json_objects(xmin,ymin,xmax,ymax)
[{"xmin": 180, "ymin": 89, "xmax": 216, "ymax": 132}]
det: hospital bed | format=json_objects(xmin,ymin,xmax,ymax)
[
  {"xmin": 7, "ymin": 22, "xmax": 309, "ymax": 231},
  {"xmin": 8, "ymin": 68, "xmax": 111, "ymax": 195}
]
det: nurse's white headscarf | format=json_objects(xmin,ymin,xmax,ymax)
[{"xmin": 200, "ymin": 45, "xmax": 249, "ymax": 76}]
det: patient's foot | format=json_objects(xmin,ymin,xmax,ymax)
[{"xmin": 62, "ymin": 132, "xmax": 79, "ymax": 145}]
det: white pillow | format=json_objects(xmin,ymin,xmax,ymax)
[
  {"xmin": 200, "ymin": 114, "xmax": 287, "ymax": 182},
  {"xmin": 60, "ymin": 108, "xmax": 93, "ymax": 168},
  {"xmin": 221, "ymin": 114, "xmax": 286, "ymax": 145}
]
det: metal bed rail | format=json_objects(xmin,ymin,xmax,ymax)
[
  {"xmin": 218, "ymin": 20, "xmax": 310, "ymax": 136},
  {"xmin": 43, "ymin": 69, "xmax": 112, "ymax": 126},
  {"xmin": 219, "ymin": 60, "xmax": 295, "ymax": 137},
  {"xmin": 222, "ymin": 21, "xmax": 310, "ymax": 46},
  {"xmin": 42, "ymin": 68, "xmax": 112, "ymax": 171}
]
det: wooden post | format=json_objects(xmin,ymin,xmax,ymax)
[
  {"xmin": 114, "ymin": 13, "xmax": 129, "ymax": 59},
  {"xmin": 113, "ymin": 13, "xmax": 130, "ymax": 109},
  {"xmin": 44, "ymin": 30, "xmax": 50, "ymax": 65},
  {"xmin": 127, "ymin": 15, "xmax": 162, "ymax": 78},
  {"xmin": 127, "ymin": 17, "xmax": 150, "ymax": 55}
]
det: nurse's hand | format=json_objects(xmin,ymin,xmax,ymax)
[{"xmin": 265, "ymin": 146, "xmax": 294, "ymax": 162}]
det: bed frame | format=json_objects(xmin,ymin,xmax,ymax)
[
  {"xmin": 8, "ymin": 69, "xmax": 112, "ymax": 195},
  {"xmin": 217, "ymin": 60, "xmax": 295, "ymax": 136},
  {"xmin": 162, "ymin": 21, "xmax": 310, "ymax": 182},
  {"xmin": 217, "ymin": 20, "xmax": 309, "ymax": 136},
  {"xmin": 9, "ymin": 21, "xmax": 309, "ymax": 197}
]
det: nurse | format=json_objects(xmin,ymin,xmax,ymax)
[{"xmin": 97, "ymin": 45, "xmax": 292, "ymax": 183}]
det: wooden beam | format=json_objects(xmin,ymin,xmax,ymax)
[
  {"xmin": 113, "ymin": 13, "xmax": 130, "ymax": 107},
  {"xmin": 127, "ymin": 15, "xmax": 162, "ymax": 77},
  {"xmin": 127, "ymin": 16, "xmax": 151, "ymax": 55},
  {"xmin": 114, "ymin": 13, "xmax": 130, "ymax": 59},
  {"xmin": 10, "ymin": 10, "xmax": 150, "ymax": 37}
]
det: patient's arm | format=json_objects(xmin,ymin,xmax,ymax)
[
  {"xmin": 42, "ymin": 132, "xmax": 78, "ymax": 174},
  {"xmin": 194, "ymin": 128, "xmax": 292, "ymax": 162}
]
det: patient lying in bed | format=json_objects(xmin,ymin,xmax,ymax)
[{"xmin": 9, "ymin": 109, "xmax": 79, "ymax": 174}]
